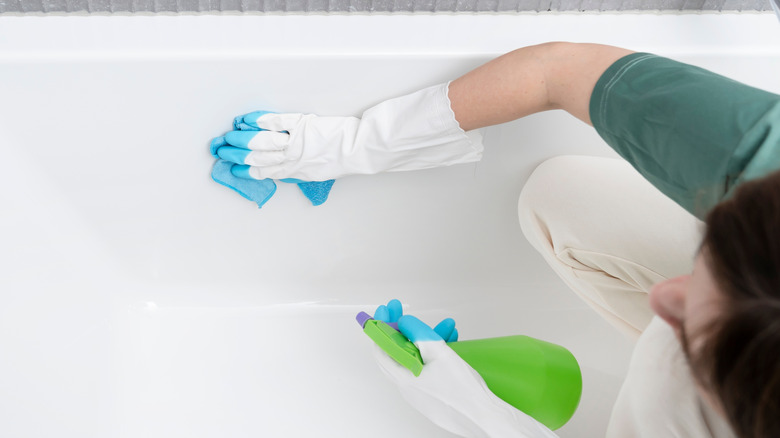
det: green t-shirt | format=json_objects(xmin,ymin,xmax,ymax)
[{"xmin": 590, "ymin": 53, "xmax": 780, "ymax": 219}]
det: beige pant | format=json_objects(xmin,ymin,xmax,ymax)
[{"xmin": 518, "ymin": 155, "xmax": 704, "ymax": 339}]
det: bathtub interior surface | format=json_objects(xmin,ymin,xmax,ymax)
[{"xmin": 1, "ymin": 14, "xmax": 780, "ymax": 438}]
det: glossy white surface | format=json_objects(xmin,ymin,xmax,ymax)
[{"xmin": 1, "ymin": 14, "xmax": 779, "ymax": 438}]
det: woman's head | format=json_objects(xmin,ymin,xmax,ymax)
[{"xmin": 650, "ymin": 170, "xmax": 780, "ymax": 438}]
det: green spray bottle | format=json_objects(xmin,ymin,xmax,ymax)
[{"xmin": 357, "ymin": 312, "xmax": 582, "ymax": 431}]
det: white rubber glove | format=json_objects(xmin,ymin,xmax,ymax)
[
  {"xmin": 214, "ymin": 82, "xmax": 483, "ymax": 181},
  {"xmin": 372, "ymin": 305, "xmax": 559, "ymax": 438}
]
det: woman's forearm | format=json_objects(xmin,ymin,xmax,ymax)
[{"xmin": 448, "ymin": 42, "xmax": 634, "ymax": 131}]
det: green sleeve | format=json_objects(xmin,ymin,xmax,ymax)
[{"xmin": 589, "ymin": 53, "xmax": 780, "ymax": 219}]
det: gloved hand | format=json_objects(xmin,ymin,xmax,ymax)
[
  {"xmin": 371, "ymin": 300, "xmax": 559, "ymax": 438},
  {"xmin": 211, "ymin": 113, "xmax": 336, "ymax": 206},
  {"xmin": 373, "ymin": 299, "xmax": 459, "ymax": 341},
  {"xmin": 210, "ymin": 82, "xmax": 483, "ymax": 182}
]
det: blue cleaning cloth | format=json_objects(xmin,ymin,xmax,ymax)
[
  {"xmin": 212, "ymin": 160, "xmax": 276, "ymax": 208},
  {"xmin": 287, "ymin": 179, "xmax": 336, "ymax": 206},
  {"xmin": 211, "ymin": 160, "xmax": 335, "ymax": 207}
]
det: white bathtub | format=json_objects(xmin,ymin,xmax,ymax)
[{"xmin": 1, "ymin": 13, "xmax": 779, "ymax": 438}]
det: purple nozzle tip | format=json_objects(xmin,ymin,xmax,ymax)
[
  {"xmin": 356, "ymin": 311, "xmax": 401, "ymax": 331},
  {"xmin": 356, "ymin": 311, "xmax": 372, "ymax": 328}
]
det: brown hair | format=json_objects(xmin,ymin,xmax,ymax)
[{"xmin": 694, "ymin": 169, "xmax": 780, "ymax": 438}]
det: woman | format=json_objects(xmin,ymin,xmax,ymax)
[{"xmin": 212, "ymin": 43, "xmax": 780, "ymax": 437}]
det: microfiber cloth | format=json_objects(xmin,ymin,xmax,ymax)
[
  {"xmin": 289, "ymin": 179, "xmax": 336, "ymax": 206},
  {"xmin": 212, "ymin": 159, "xmax": 276, "ymax": 208},
  {"xmin": 211, "ymin": 160, "xmax": 335, "ymax": 208}
]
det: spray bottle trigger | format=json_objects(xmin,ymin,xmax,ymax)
[{"xmin": 357, "ymin": 313, "xmax": 424, "ymax": 377}]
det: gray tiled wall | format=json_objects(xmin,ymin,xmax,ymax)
[{"xmin": 0, "ymin": 0, "xmax": 773, "ymax": 13}]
